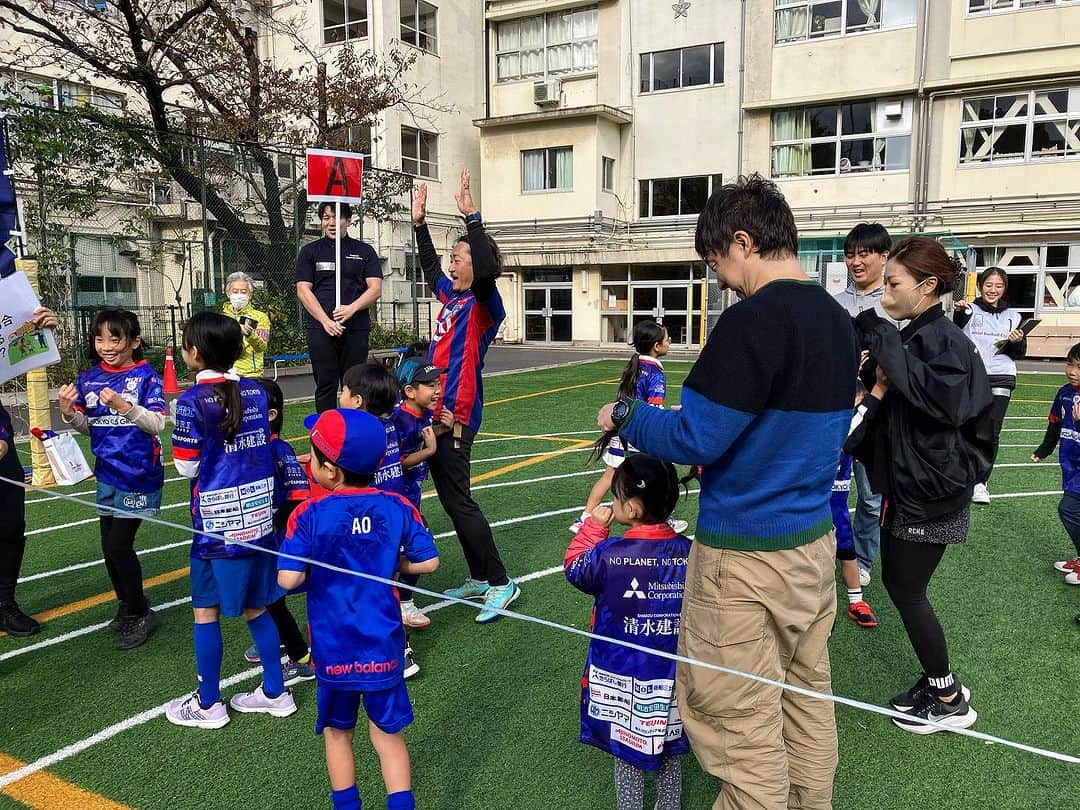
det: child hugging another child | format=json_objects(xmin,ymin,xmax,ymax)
[
  {"xmin": 58, "ymin": 309, "xmax": 167, "ymax": 651},
  {"xmin": 565, "ymin": 454, "xmax": 690, "ymax": 810},
  {"xmin": 279, "ymin": 408, "xmax": 439, "ymax": 810}
]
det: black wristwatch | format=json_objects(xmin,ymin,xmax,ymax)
[{"xmin": 610, "ymin": 397, "xmax": 632, "ymax": 429}]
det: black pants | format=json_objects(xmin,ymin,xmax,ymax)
[
  {"xmin": 985, "ymin": 394, "xmax": 1010, "ymax": 482},
  {"xmin": 267, "ymin": 596, "xmax": 309, "ymax": 661},
  {"xmin": 99, "ymin": 515, "xmax": 149, "ymax": 617},
  {"xmin": 307, "ymin": 326, "xmax": 370, "ymax": 413},
  {"xmin": 881, "ymin": 532, "xmax": 950, "ymax": 679},
  {"xmin": 0, "ymin": 447, "xmax": 26, "ymax": 605},
  {"xmin": 1057, "ymin": 493, "xmax": 1080, "ymax": 556},
  {"xmin": 428, "ymin": 425, "xmax": 508, "ymax": 586}
]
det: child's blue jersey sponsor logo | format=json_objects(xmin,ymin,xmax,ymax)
[
  {"xmin": 1050, "ymin": 383, "xmax": 1080, "ymax": 495},
  {"xmin": 372, "ymin": 416, "xmax": 404, "ymax": 495},
  {"xmin": 390, "ymin": 402, "xmax": 432, "ymax": 507}
]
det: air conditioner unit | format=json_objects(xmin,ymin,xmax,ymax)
[
  {"xmin": 533, "ymin": 79, "xmax": 561, "ymax": 108},
  {"xmin": 883, "ymin": 100, "xmax": 904, "ymax": 120},
  {"xmin": 116, "ymin": 238, "xmax": 140, "ymax": 257}
]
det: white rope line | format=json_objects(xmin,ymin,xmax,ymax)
[{"xmin": 1, "ymin": 475, "xmax": 1077, "ymax": 771}]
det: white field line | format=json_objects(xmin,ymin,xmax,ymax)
[
  {"xmin": 24, "ymin": 502, "xmax": 190, "ymax": 537},
  {"xmin": 474, "ymin": 429, "xmax": 596, "ymax": 444}
]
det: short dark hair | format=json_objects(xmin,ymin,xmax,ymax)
[
  {"xmin": 1067, "ymin": 343, "xmax": 1080, "ymax": 364},
  {"xmin": 694, "ymin": 173, "xmax": 799, "ymax": 261},
  {"xmin": 311, "ymin": 443, "xmax": 373, "ymax": 488},
  {"xmin": 341, "ymin": 362, "xmax": 399, "ymax": 416},
  {"xmin": 454, "ymin": 232, "xmax": 505, "ymax": 279},
  {"xmin": 317, "ymin": 201, "xmax": 352, "ymax": 220},
  {"xmin": 977, "ymin": 266, "xmax": 1008, "ymax": 293},
  {"xmin": 844, "ymin": 223, "xmax": 892, "ymax": 256}
]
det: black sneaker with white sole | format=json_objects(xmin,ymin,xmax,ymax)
[
  {"xmin": 890, "ymin": 673, "xmax": 971, "ymax": 712},
  {"xmin": 892, "ymin": 690, "xmax": 977, "ymax": 735},
  {"xmin": 404, "ymin": 645, "xmax": 419, "ymax": 679}
]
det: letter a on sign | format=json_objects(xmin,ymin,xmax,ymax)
[{"xmin": 306, "ymin": 149, "xmax": 364, "ymax": 204}]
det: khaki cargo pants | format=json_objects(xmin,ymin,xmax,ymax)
[{"xmin": 676, "ymin": 533, "xmax": 839, "ymax": 810}]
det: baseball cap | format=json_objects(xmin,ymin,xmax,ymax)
[
  {"xmin": 395, "ymin": 357, "xmax": 445, "ymax": 387},
  {"xmin": 303, "ymin": 409, "xmax": 386, "ymax": 476}
]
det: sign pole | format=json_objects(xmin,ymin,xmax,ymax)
[{"xmin": 334, "ymin": 201, "xmax": 342, "ymax": 312}]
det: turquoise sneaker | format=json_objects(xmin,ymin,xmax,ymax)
[
  {"xmin": 475, "ymin": 581, "xmax": 520, "ymax": 624},
  {"xmin": 444, "ymin": 578, "xmax": 490, "ymax": 601}
]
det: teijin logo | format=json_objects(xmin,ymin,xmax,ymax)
[{"xmin": 623, "ymin": 578, "xmax": 646, "ymax": 599}]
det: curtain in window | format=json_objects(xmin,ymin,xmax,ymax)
[
  {"xmin": 772, "ymin": 109, "xmax": 811, "ymax": 175},
  {"xmin": 573, "ymin": 7, "xmax": 597, "ymax": 38},
  {"xmin": 857, "ymin": 0, "xmax": 880, "ymax": 24},
  {"xmin": 523, "ymin": 150, "xmax": 545, "ymax": 191},
  {"xmin": 554, "ymin": 148, "xmax": 573, "ymax": 189},
  {"xmin": 520, "ymin": 16, "xmax": 545, "ymax": 76},
  {"xmin": 547, "ymin": 10, "xmax": 572, "ymax": 43},
  {"xmin": 775, "ymin": 7, "xmax": 808, "ymax": 41},
  {"xmin": 548, "ymin": 44, "xmax": 572, "ymax": 73},
  {"xmin": 574, "ymin": 39, "xmax": 598, "ymax": 70},
  {"xmin": 497, "ymin": 21, "xmax": 520, "ymax": 51}
]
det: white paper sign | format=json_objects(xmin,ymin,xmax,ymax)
[
  {"xmin": 825, "ymin": 262, "xmax": 849, "ymax": 296},
  {"xmin": 0, "ymin": 271, "xmax": 60, "ymax": 385}
]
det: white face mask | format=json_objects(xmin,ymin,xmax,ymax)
[{"xmin": 229, "ymin": 293, "xmax": 250, "ymax": 310}]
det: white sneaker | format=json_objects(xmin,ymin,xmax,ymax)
[
  {"xmin": 165, "ymin": 692, "xmax": 230, "ymax": 730},
  {"xmin": 229, "ymin": 685, "xmax": 298, "ymax": 717},
  {"xmin": 668, "ymin": 518, "xmax": 689, "ymax": 534},
  {"xmin": 858, "ymin": 567, "xmax": 871, "ymax": 587},
  {"xmin": 972, "ymin": 483, "xmax": 990, "ymax": 505},
  {"xmin": 1065, "ymin": 570, "xmax": 1080, "ymax": 586},
  {"xmin": 401, "ymin": 600, "xmax": 431, "ymax": 629},
  {"xmin": 404, "ymin": 645, "xmax": 420, "ymax": 679}
]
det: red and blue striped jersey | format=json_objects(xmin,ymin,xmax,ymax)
[{"xmin": 429, "ymin": 275, "xmax": 505, "ymax": 432}]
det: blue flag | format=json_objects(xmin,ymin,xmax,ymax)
[{"xmin": 0, "ymin": 119, "xmax": 19, "ymax": 279}]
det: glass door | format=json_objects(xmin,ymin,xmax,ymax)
[
  {"xmin": 631, "ymin": 284, "xmax": 691, "ymax": 347},
  {"xmin": 523, "ymin": 285, "xmax": 573, "ymax": 343}
]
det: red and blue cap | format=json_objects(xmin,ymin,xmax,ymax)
[{"xmin": 303, "ymin": 408, "xmax": 386, "ymax": 475}]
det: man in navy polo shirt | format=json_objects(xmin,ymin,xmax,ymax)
[{"xmin": 295, "ymin": 202, "xmax": 384, "ymax": 412}]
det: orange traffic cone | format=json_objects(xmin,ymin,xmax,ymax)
[{"xmin": 163, "ymin": 347, "xmax": 180, "ymax": 395}]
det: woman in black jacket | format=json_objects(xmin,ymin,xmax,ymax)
[{"xmin": 848, "ymin": 236, "xmax": 993, "ymax": 735}]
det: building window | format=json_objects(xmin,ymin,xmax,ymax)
[
  {"xmin": 401, "ymin": 126, "xmax": 438, "ymax": 179},
  {"xmin": 401, "ymin": 0, "xmax": 437, "ymax": 53},
  {"xmin": 346, "ymin": 124, "xmax": 374, "ymax": 160},
  {"xmin": 522, "ymin": 147, "xmax": 573, "ymax": 192},
  {"xmin": 639, "ymin": 43, "xmax": 723, "ymax": 93},
  {"xmin": 639, "ymin": 174, "xmax": 722, "ymax": 218},
  {"xmin": 771, "ymin": 98, "xmax": 912, "ymax": 177},
  {"xmin": 774, "ymin": 0, "xmax": 916, "ymax": 44},
  {"xmin": 496, "ymin": 6, "xmax": 598, "ymax": 82},
  {"xmin": 602, "ymin": 157, "xmax": 615, "ymax": 193},
  {"xmin": 960, "ymin": 87, "xmax": 1080, "ymax": 165},
  {"xmin": 1, "ymin": 71, "xmax": 123, "ymax": 113},
  {"xmin": 73, "ymin": 235, "xmax": 138, "ymax": 308},
  {"xmin": 324, "ymin": 0, "xmax": 368, "ymax": 44},
  {"xmin": 968, "ymin": 0, "xmax": 1078, "ymax": 14}
]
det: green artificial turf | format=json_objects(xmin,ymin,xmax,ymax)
[{"xmin": 0, "ymin": 361, "xmax": 1076, "ymax": 809}]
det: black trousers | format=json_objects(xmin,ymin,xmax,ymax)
[
  {"xmin": 99, "ymin": 515, "xmax": 150, "ymax": 616},
  {"xmin": 881, "ymin": 532, "xmax": 950, "ymax": 679},
  {"xmin": 267, "ymin": 596, "xmax": 309, "ymax": 662},
  {"xmin": 984, "ymin": 393, "xmax": 1010, "ymax": 482},
  {"xmin": 428, "ymin": 425, "xmax": 508, "ymax": 586},
  {"xmin": 0, "ymin": 447, "xmax": 26, "ymax": 604},
  {"xmin": 306, "ymin": 326, "xmax": 370, "ymax": 413}
]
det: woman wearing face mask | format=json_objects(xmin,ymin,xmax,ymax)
[
  {"xmin": 222, "ymin": 271, "xmax": 271, "ymax": 378},
  {"xmin": 952, "ymin": 268, "xmax": 1026, "ymax": 504},
  {"xmin": 846, "ymin": 237, "xmax": 994, "ymax": 735}
]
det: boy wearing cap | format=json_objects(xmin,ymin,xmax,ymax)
[
  {"xmin": 392, "ymin": 358, "xmax": 441, "ymax": 629},
  {"xmin": 278, "ymin": 409, "xmax": 439, "ymax": 810}
]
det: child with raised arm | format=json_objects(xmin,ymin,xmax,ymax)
[{"xmin": 279, "ymin": 408, "xmax": 439, "ymax": 810}]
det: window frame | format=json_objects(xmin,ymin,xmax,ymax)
[
  {"xmin": 773, "ymin": 0, "xmax": 917, "ymax": 45},
  {"xmin": 322, "ymin": 0, "xmax": 370, "ymax": 46},
  {"xmin": 639, "ymin": 42, "xmax": 724, "ymax": 94},
  {"xmin": 601, "ymin": 156, "xmax": 616, "ymax": 193},
  {"xmin": 400, "ymin": 0, "xmax": 438, "ymax": 54},
  {"xmin": 638, "ymin": 174, "xmax": 723, "ymax": 219},
  {"xmin": 958, "ymin": 86, "xmax": 1080, "ymax": 167},
  {"xmin": 967, "ymin": 0, "xmax": 1079, "ymax": 16},
  {"xmin": 521, "ymin": 146, "xmax": 574, "ymax": 193},
  {"xmin": 495, "ymin": 6, "xmax": 599, "ymax": 84},
  {"xmin": 401, "ymin": 126, "xmax": 439, "ymax": 180}
]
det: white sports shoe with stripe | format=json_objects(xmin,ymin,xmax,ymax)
[
  {"xmin": 165, "ymin": 692, "xmax": 230, "ymax": 730},
  {"xmin": 229, "ymin": 685, "xmax": 298, "ymax": 717}
]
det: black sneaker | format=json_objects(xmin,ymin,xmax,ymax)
[
  {"xmin": 892, "ymin": 690, "xmax": 978, "ymax": 735},
  {"xmin": 116, "ymin": 609, "xmax": 157, "ymax": 650},
  {"xmin": 891, "ymin": 673, "xmax": 970, "ymax": 712},
  {"xmin": 0, "ymin": 601, "xmax": 41, "ymax": 637},
  {"xmin": 107, "ymin": 602, "xmax": 129, "ymax": 633}
]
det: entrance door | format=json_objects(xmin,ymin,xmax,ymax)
[
  {"xmin": 631, "ymin": 284, "xmax": 691, "ymax": 346},
  {"xmin": 524, "ymin": 285, "xmax": 573, "ymax": 342}
]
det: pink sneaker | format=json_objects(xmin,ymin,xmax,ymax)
[{"xmin": 401, "ymin": 600, "xmax": 431, "ymax": 629}]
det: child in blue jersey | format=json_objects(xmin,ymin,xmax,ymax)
[
  {"xmin": 1031, "ymin": 343, "xmax": 1080, "ymax": 591},
  {"xmin": 279, "ymin": 408, "xmax": 439, "ymax": 810},
  {"xmin": 57, "ymin": 310, "xmax": 166, "ymax": 650},
  {"xmin": 391, "ymin": 356, "xmax": 440, "ymax": 630},
  {"xmin": 573, "ymin": 321, "xmax": 686, "ymax": 535},
  {"xmin": 565, "ymin": 454, "xmax": 690, "ymax": 810},
  {"xmin": 340, "ymin": 363, "xmax": 405, "ymax": 496},
  {"xmin": 165, "ymin": 312, "xmax": 297, "ymax": 730}
]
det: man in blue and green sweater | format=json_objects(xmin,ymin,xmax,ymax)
[{"xmin": 600, "ymin": 174, "xmax": 858, "ymax": 810}]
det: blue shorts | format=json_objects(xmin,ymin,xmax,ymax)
[
  {"xmin": 190, "ymin": 553, "xmax": 283, "ymax": 618},
  {"xmin": 315, "ymin": 681, "xmax": 413, "ymax": 735},
  {"xmin": 96, "ymin": 481, "xmax": 162, "ymax": 518}
]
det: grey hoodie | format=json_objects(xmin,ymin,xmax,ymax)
[{"xmin": 832, "ymin": 282, "xmax": 906, "ymax": 330}]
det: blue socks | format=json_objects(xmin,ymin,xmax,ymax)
[
  {"xmin": 387, "ymin": 791, "xmax": 415, "ymax": 810},
  {"xmin": 193, "ymin": 621, "xmax": 223, "ymax": 709},
  {"xmin": 331, "ymin": 786, "xmax": 362, "ymax": 810},
  {"xmin": 247, "ymin": 611, "xmax": 285, "ymax": 698}
]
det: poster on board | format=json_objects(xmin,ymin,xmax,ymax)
[{"xmin": 0, "ymin": 270, "xmax": 60, "ymax": 385}]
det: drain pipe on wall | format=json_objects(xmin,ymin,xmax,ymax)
[{"xmin": 912, "ymin": 0, "xmax": 932, "ymax": 231}]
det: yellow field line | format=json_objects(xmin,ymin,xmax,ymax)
[
  {"xmin": 0, "ymin": 753, "xmax": 131, "ymax": 809},
  {"xmin": 468, "ymin": 440, "xmax": 594, "ymax": 486},
  {"xmin": 484, "ymin": 378, "xmax": 620, "ymax": 407},
  {"xmin": 475, "ymin": 431, "xmax": 589, "ymax": 444}
]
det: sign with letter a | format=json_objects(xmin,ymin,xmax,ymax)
[{"xmin": 306, "ymin": 149, "xmax": 364, "ymax": 204}]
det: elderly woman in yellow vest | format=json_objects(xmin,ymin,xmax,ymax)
[{"xmin": 222, "ymin": 271, "xmax": 271, "ymax": 377}]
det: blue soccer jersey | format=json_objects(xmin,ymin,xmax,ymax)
[
  {"xmin": 635, "ymin": 357, "xmax": 667, "ymax": 407},
  {"xmin": 172, "ymin": 375, "xmax": 276, "ymax": 558},
  {"xmin": 74, "ymin": 361, "xmax": 166, "ymax": 492},
  {"xmin": 390, "ymin": 402, "xmax": 432, "ymax": 507},
  {"xmin": 1049, "ymin": 383, "xmax": 1080, "ymax": 496},
  {"xmin": 270, "ymin": 434, "xmax": 310, "ymax": 510},
  {"xmin": 831, "ymin": 451, "xmax": 855, "ymax": 558},
  {"xmin": 279, "ymin": 488, "xmax": 438, "ymax": 689},
  {"xmin": 372, "ymin": 415, "xmax": 404, "ymax": 495}
]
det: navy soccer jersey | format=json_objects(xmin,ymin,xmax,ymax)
[
  {"xmin": 390, "ymin": 402, "xmax": 431, "ymax": 507},
  {"xmin": 74, "ymin": 361, "xmax": 166, "ymax": 492},
  {"xmin": 279, "ymin": 488, "xmax": 438, "ymax": 689},
  {"xmin": 172, "ymin": 376, "xmax": 276, "ymax": 558},
  {"xmin": 831, "ymin": 451, "xmax": 855, "ymax": 559},
  {"xmin": 270, "ymin": 433, "xmax": 310, "ymax": 510},
  {"xmin": 372, "ymin": 415, "xmax": 404, "ymax": 495},
  {"xmin": 1049, "ymin": 383, "xmax": 1080, "ymax": 496},
  {"xmin": 635, "ymin": 357, "xmax": 667, "ymax": 407}
]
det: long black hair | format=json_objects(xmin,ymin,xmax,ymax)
[
  {"xmin": 591, "ymin": 321, "xmax": 668, "ymax": 463},
  {"xmin": 88, "ymin": 309, "xmax": 144, "ymax": 364},
  {"xmin": 181, "ymin": 311, "xmax": 245, "ymax": 442},
  {"xmin": 612, "ymin": 454, "xmax": 681, "ymax": 525}
]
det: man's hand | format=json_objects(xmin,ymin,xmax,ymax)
[
  {"xmin": 454, "ymin": 168, "xmax": 477, "ymax": 217},
  {"xmin": 412, "ymin": 183, "xmax": 428, "ymax": 225},
  {"xmin": 99, "ymin": 387, "xmax": 132, "ymax": 414},
  {"xmin": 590, "ymin": 506, "xmax": 614, "ymax": 528},
  {"xmin": 321, "ymin": 318, "xmax": 345, "ymax": 337},
  {"xmin": 1031, "ymin": 453, "xmax": 1043, "ymax": 463},
  {"xmin": 598, "ymin": 403, "xmax": 616, "ymax": 432},
  {"xmin": 332, "ymin": 302, "xmax": 358, "ymax": 324},
  {"xmin": 58, "ymin": 383, "xmax": 78, "ymax": 418},
  {"xmin": 438, "ymin": 408, "xmax": 454, "ymax": 428}
]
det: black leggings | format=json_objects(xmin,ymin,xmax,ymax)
[
  {"xmin": 0, "ymin": 448, "xmax": 26, "ymax": 604},
  {"xmin": 99, "ymin": 516, "xmax": 149, "ymax": 617},
  {"xmin": 881, "ymin": 532, "xmax": 950, "ymax": 679},
  {"xmin": 267, "ymin": 596, "xmax": 309, "ymax": 662},
  {"xmin": 984, "ymin": 393, "xmax": 1010, "ymax": 482}
]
